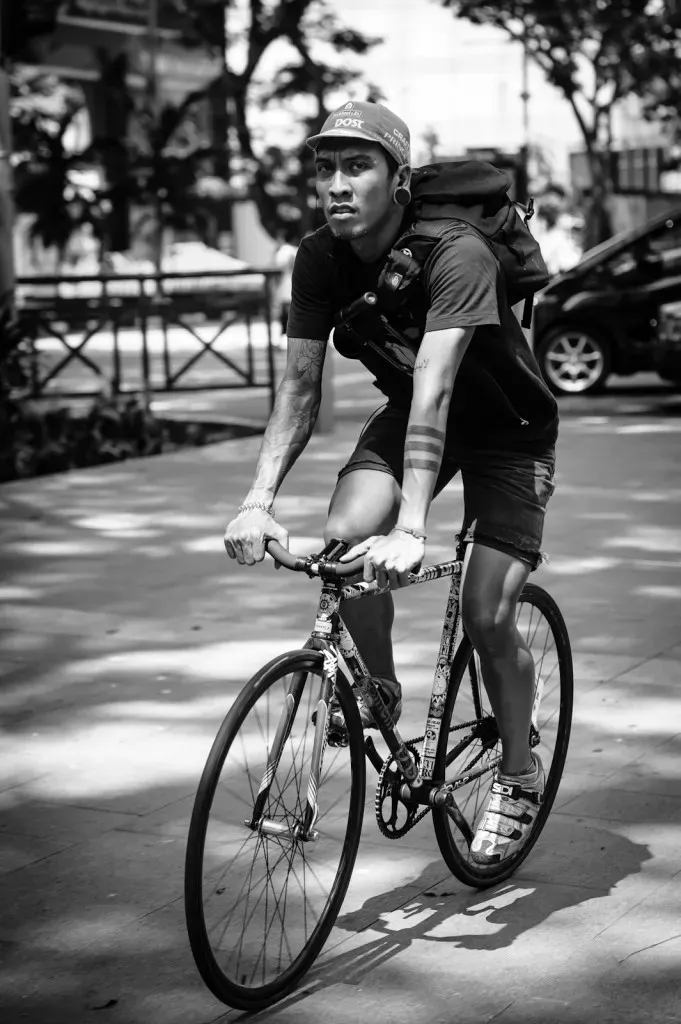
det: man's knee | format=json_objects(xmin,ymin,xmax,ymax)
[
  {"xmin": 462, "ymin": 594, "xmax": 516, "ymax": 654},
  {"xmin": 323, "ymin": 518, "xmax": 374, "ymax": 548},
  {"xmin": 325, "ymin": 469, "xmax": 400, "ymax": 546}
]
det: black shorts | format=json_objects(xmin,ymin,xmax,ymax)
[{"xmin": 337, "ymin": 404, "xmax": 556, "ymax": 570}]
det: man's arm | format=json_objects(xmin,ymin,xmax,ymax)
[
  {"xmin": 396, "ymin": 327, "xmax": 474, "ymax": 533},
  {"xmin": 244, "ymin": 337, "xmax": 327, "ymax": 507}
]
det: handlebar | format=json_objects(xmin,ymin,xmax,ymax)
[{"xmin": 265, "ymin": 538, "xmax": 366, "ymax": 578}]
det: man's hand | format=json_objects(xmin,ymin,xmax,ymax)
[
  {"xmin": 224, "ymin": 510, "xmax": 289, "ymax": 566},
  {"xmin": 342, "ymin": 530, "xmax": 425, "ymax": 589}
]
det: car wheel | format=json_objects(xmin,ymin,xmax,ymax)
[{"xmin": 537, "ymin": 326, "xmax": 611, "ymax": 396}]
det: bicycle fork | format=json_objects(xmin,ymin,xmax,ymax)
[{"xmin": 245, "ymin": 641, "xmax": 339, "ymax": 845}]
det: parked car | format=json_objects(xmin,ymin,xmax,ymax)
[
  {"xmin": 655, "ymin": 300, "xmax": 681, "ymax": 381},
  {"xmin": 532, "ymin": 205, "xmax": 681, "ymax": 394}
]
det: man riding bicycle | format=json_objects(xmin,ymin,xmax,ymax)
[{"xmin": 224, "ymin": 101, "xmax": 558, "ymax": 865}]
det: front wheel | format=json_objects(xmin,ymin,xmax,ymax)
[
  {"xmin": 432, "ymin": 583, "xmax": 573, "ymax": 888},
  {"xmin": 185, "ymin": 649, "xmax": 366, "ymax": 1010},
  {"xmin": 537, "ymin": 325, "xmax": 611, "ymax": 395}
]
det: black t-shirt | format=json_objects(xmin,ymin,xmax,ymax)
[{"xmin": 287, "ymin": 221, "xmax": 558, "ymax": 450}]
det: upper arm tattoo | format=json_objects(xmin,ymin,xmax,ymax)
[{"xmin": 285, "ymin": 338, "xmax": 327, "ymax": 386}]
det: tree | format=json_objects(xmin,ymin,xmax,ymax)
[
  {"xmin": 120, "ymin": 89, "xmax": 220, "ymax": 268},
  {"xmin": 209, "ymin": 0, "xmax": 382, "ymax": 238},
  {"xmin": 441, "ymin": 1, "xmax": 681, "ymax": 248},
  {"xmin": 422, "ymin": 126, "xmax": 441, "ymax": 164},
  {"xmin": 11, "ymin": 71, "xmax": 105, "ymax": 265}
]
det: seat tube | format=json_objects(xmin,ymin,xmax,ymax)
[{"xmin": 420, "ymin": 564, "xmax": 463, "ymax": 781}]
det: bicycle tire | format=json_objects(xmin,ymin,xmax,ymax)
[
  {"xmin": 432, "ymin": 582, "xmax": 573, "ymax": 888},
  {"xmin": 184, "ymin": 649, "xmax": 366, "ymax": 1010}
]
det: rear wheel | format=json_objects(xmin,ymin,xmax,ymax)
[
  {"xmin": 538, "ymin": 326, "xmax": 611, "ymax": 395},
  {"xmin": 432, "ymin": 583, "xmax": 573, "ymax": 888},
  {"xmin": 185, "ymin": 649, "xmax": 366, "ymax": 1010}
]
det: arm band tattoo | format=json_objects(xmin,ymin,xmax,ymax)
[
  {"xmin": 406, "ymin": 425, "xmax": 445, "ymax": 442},
  {"xmin": 405, "ymin": 456, "xmax": 441, "ymax": 471},
  {"xmin": 404, "ymin": 424, "xmax": 445, "ymax": 476},
  {"xmin": 405, "ymin": 439, "xmax": 442, "ymax": 455}
]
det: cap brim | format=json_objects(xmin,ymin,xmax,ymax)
[{"xmin": 306, "ymin": 127, "xmax": 385, "ymax": 151}]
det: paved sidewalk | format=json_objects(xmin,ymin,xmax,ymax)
[{"xmin": 1, "ymin": 369, "xmax": 681, "ymax": 1023}]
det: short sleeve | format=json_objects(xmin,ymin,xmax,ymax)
[
  {"xmin": 286, "ymin": 236, "xmax": 334, "ymax": 341},
  {"xmin": 423, "ymin": 232, "xmax": 500, "ymax": 333}
]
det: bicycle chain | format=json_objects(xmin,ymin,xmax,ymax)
[
  {"xmin": 375, "ymin": 739, "xmax": 431, "ymax": 839},
  {"xmin": 373, "ymin": 717, "xmax": 485, "ymax": 840}
]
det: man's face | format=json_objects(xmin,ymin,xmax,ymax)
[{"xmin": 315, "ymin": 141, "xmax": 396, "ymax": 241}]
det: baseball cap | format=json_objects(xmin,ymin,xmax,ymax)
[{"xmin": 306, "ymin": 100, "xmax": 411, "ymax": 166}]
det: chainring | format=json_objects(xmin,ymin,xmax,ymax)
[{"xmin": 375, "ymin": 741, "xmax": 431, "ymax": 839}]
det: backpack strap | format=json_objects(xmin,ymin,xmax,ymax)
[{"xmin": 374, "ymin": 232, "xmax": 441, "ymax": 311}]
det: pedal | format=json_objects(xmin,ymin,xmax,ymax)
[{"xmin": 328, "ymin": 725, "xmax": 349, "ymax": 748}]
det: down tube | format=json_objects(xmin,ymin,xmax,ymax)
[{"xmin": 419, "ymin": 564, "xmax": 463, "ymax": 782}]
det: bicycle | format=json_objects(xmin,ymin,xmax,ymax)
[{"xmin": 184, "ymin": 536, "xmax": 573, "ymax": 1011}]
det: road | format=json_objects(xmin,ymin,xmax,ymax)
[{"xmin": 0, "ymin": 367, "xmax": 680, "ymax": 1023}]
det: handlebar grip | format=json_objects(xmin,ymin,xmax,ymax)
[
  {"xmin": 265, "ymin": 539, "xmax": 307, "ymax": 570},
  {"xmin": 335, "ymin": 291, "xmax": 378, "ymax": 325},
  {"xmin": 265, "ymin": 539, "xmax": 365, "ymax": 577}
]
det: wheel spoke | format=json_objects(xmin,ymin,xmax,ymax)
[
  {"xmin": 185, "ymin": 657, "xmax": 364, "ymax": 1006},
  {"xmin": 433, "ymin": 585, "xmax": 572, "ymax": 886}
]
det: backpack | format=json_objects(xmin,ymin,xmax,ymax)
[
  {"xmin": 378, "ymin": 160, "xmax": 549, "ymax": 327},
  {"xmin": 333, "ymin": 160, "xmax": 549, "ymax": 384}
]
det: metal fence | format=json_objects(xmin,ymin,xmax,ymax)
[{"xmin": 15, "ymin": 268, "xmax": 280, "ymax": 409}]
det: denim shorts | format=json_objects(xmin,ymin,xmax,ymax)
[{"xmin": 337, "ymin": 403, "xmax": 556, "ymax": 570}]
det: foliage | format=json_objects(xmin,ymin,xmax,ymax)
[
  {"xmin": 11, "ymin": 71, "xmax": 107, "ymax": 258},
  {"xmin": 0, "ymin": 393, "xmax": 158, "ymax": 482},
  {"xmin": 9, "ymin": 65, "xmax": 223, "ymax": 267},
  {"xmin": 119, "ymin": 90, "xmax": 221, "ymax": 263},
  {"xmin": 441, "ymin": 1, "xmax": 681, "ymax": 246},
  {"xmin": 216, "ymin": 0, "xmax": 383, "ymax": 237},
  {"xmin": 0, "ymin": 391, "xmax": 256, "ymax": 484},
  {"xmin": 8, "ymin": 1, "xmax": 382, "ymax": 258}
]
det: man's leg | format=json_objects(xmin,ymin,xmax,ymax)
[
  {"xmin": 324, "ymin": 467, "xmax": 401, "ymax": 680},
  {"xmin": 460, "ymin": 543, "xmax": 534, "ymax": 775}
]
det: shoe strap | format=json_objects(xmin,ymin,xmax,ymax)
[{"xmin": 492, "ymin": 779, "xmax": 542, "ymax": 805}]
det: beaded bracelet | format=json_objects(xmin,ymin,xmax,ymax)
[
  {"xmin": 237, "ymin": 501, "xmax": 275, "ymax": 518},
  {"xmin": 394, "ymin": 524, "xmax": 426, "ymax": 541}
]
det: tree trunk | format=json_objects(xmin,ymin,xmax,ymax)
[
  {"xmin": 0, "ymin": 64, "xmax": 15, "ymax": 354},
  {"xmin": 98, "ymin": 54, "xmax": 131, "ymax": 253},
  {"xmin": 231, "ymin": 86, "xmax": 281, "ymax": 238},
  {"xmin": 583, "ymin": 147, "xmax": 614, "ymax": 251}
]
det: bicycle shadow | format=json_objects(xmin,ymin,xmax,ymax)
[{"xmin": 239, "ymin": 818, "xmax": 652, "ymax": 1019}]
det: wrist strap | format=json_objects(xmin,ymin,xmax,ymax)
[
  {"xmin": 394, "ymin": 524, "xmax": 426, "ymax": 541},
  {"xmin": 237, "ymin": 501, "xmax": 275, "ymax": 518}
]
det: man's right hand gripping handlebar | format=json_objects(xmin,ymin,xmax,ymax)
[{"xmin": 223, "ymin": 502, "xmax": 289, "ymax": 567}]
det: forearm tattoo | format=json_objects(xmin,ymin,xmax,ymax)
[
  {"xmin": 404, "ymin": 425, "xmax": 445, "ymax": 473},
  {"xmin": 249, "ymin": 339, "xmax": 325, "ymax": 496}
]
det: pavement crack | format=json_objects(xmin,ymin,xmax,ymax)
[{"xmin": 618, "ymin": 931, "xmax": 681, "ymax": 964}]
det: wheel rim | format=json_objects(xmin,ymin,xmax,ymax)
[
  {"xmin": 441, "ymin": 595, "xmax": 566, "ymax": 868},
  {"xmin": 544, "ymin": 330, "xmax": 605, "ymax": 393},
  {"xmin": 193, "ymin": 666, "xmax": 358, "ymax": 994}
]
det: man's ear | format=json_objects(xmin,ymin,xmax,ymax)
[{"xmin": 398, "ymin": 164, "xmax": 412, "ymax": 189}]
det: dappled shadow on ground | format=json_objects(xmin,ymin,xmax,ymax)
[{"xmin": 1, "ymin": 384, "xmax": 681, "ymax": 1023}]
